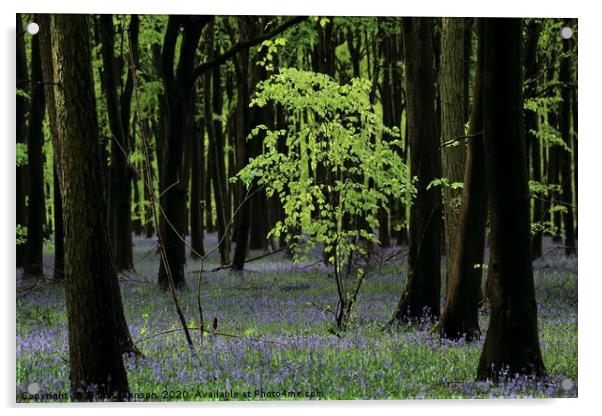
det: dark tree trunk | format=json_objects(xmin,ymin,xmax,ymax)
[
  {"xmin": 132, "ymin": 173, "xmax": 143, "ymax": 236},
  {"xmin": 476, "ymin": 18, "xmax": 546, "ymax": 380},
  {"xmin": 546, "ymin": 112, "xmax": 562, "ymax": 241},
  {"xmin": 203, "ymin": 22, "xmax": 231, "ymax": 265},
  {"xmin": 463, "ymin": 19, "xmax": 473, "ymax": 123},
  {"xmin": 39, "ymin": 14, "xmax": 130, "ymax": 400},
  {"xmin": 232, "ymin": 17, "xmax": 257, "ymax": 271},
  {"xmin": 53, "ymin": 167, "xmax": 65, "ymax": 280},
  {"xmin": 524, "ymin": 20, "xmax": 543, "ymax": 259},
  {"xmin": 24, "ymin": 34, "xmax": 46, "ymax": 278},
  {"xmin": 141, "ymin": 120, "xmax": 156, "ymax": 238},
  {"xmin": 16, "ymin": 15, "xmax": 28, "ymax": 268},
  {"xmin": 391, "ymin": 17, "xmax": 442, "ymax": 323},
  {"xmin": 572, "ymin": 70, "xmax": 578, "ymax": 238},
  {"xmin": 439, "ymin": 17, "xmax": 468, "ymax": 279},
  {"xmin": 158, "ymin": 16, "xmax": 211, "ymax": 289},
  {"xmin": 437, "ymin": 20, "xmax": 486, "ymax": 341},
  {"xmin": 558, "ymin": 20, "xmax": 576, "ymax": 256},
  {"xmin": 99, "ymin": 15, "xmax": 134, "ymax": 271},
  {"xmin": 378, "ymin": 22, "xmax": 394, "ymax": 248},
  {"xmin": 204, "ymin": 141, "xmax": 215, "ymax": 234},
  {"xmin": 190, "ymin": 120, "xmax": 205, "ymax": 259}
]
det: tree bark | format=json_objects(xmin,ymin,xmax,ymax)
[
  {"xmin": 391, "ymin": 17, "xmax": 442, "ymax": 323},
  {"xmin": 16, "ymin": 15, "xmax": 28, "ymax": 268},
  {"xmin": 440, "ymin": 17, "xmax": 468, "ymax": 278},
  {"xmin": 232, "ymin": 17, "xmax": 258, "ymax": 271},
  {"xmin": 24, "ymin": 33, "xmax": 46, "ymax": 278},
  {"xmin": 203, "ymin": 22, "xmax": 231, "ymax": 265},
  {"xmin": 99, "ymin": 15, "xmax": 134, "ymax": 271},
  {"xmin": 558, "ymin": 20, "xmax": 576, "ymax": 256},
  {"xmin": 158, "ymin": 16, "xmax": 211, "ymax": 289},
  {"xmin": 190, "ymin": 120, "xmax": 205, "ymax": 258},
  {"xmin": 39, "ymin": 14, "xmax": 130, "ymax": 400},
  {"xmin": 437, "ymin": 19, "xmax": 486, "ymax": 341},
  {"xmin": 53, "ymin": 167, "xmax": 65, "ymax": 280},
  {"xmin": 476, "ymin": 18, "xmax": 545, "ymax": 380},
  {"xmin": 524, "ymin": 20, "xmax": 543, "ymax": 259}
]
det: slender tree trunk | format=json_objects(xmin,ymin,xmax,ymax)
[
  {"xmin": 439, "ymin": 17, "xmax": 468, "ymax": 280},
  {"xmin": 24, "ymin": 34, "xmax": 46, "ymax": 278},
  {"xmin": 100, "ymin": 15, "xmax": 133, "ymax": 271},
  {"xmin": 391, "ymin": 17, "xmax": 442, "ymax": 323},
  {"xmin": 524, "ymin": 20, "xmax": 543, "ymax": 259},
  {"xmin": 437, "ymin": 19, "xmax": 486, "ymax": 341},
  {"xmin": 53, "ymin": 167, "xmax": 65, "ymax": 280},
  {"xmin": 16, "ymin": 15, "xmax": 28, "ymax": 268},
  {"xmin": 572, "ymin": 71, "xmax": 578, "ymax": 238},
  {"xmin": 476, "ymin": 18, "xmax": 545, "ymax": 380},
  {"xmin": 39, "ymin": 14, "xmax": 130, "ymax": 400},
  {"xmin": 232, "ymin": 18, "xmax": 257, "ymax": 271},
  {"xmin": 203, "ymin": 23, "xmax": 231, "ymax": 265},
  {"xmin": 190, "ymin": 120, "xmax": 205, "ymax": 258},
  {"xmin": 132, "ymin": 173, "xmax": 143, "ymax": 236},
  {"xmin": 463, "ymin": 19, "xmax": 473, "ymax": 123},
  {"xmin": 141, "ymin": 120, "xmax": 155, "ymax": 238},
  {"xmin": 157, "ymin": 16, "xmax": 210, "ymax": 289},
  {"xmin": 558, "ymin": 20, "xmax": 576, "ymax": 256},
  {"xmin": 378, "ymin": 23, "xmax": 394, "ymax": 248},
  {"xmin": 546, "ymin": 112, "xmax": 562, "ymax": 241}
]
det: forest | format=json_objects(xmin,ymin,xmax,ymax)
[{"xmin": 15, "ymin": 14, "xmax": 577, "ymax": 401}]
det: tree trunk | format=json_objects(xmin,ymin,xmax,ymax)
[
  {"xmin": 53, "ymin": 167, "xmax": 65, "ymax": 280},
  {"xmin": 39, "ymin": 14, "xmax": 130, "ymax": 400},
  {"xmin": 524, "ymin": 20, "xmax": 543, "ymax": 259},
  {"xmin": 437, "ymin": 19, "xmax": 486, "ymax": 341},
  {"xmin": 100, "ymin": 15, "xmax": 133, "ymax": 271},
  {"xmin": 203, "ymin": 22, "xmax": 231, "ymax": 265},
  {"xmin": 572, "ymin": 67, "xmax": 578, "ymax": 238},
  {"xmin": 439, "ymin": 17, "xmax": 468, "ymax": 279},
  {"xmin": 391, "ymin": 17, "xmax": 442, "ymax": 323},
  {"xmin": 24, "ymin": 33, "xmax": 46, "ymax": 278},
  {"xmin": 232, "ymin": 18, "xmax": 257, "ymax": 271},
  {"xmin": 558, "ymin": 20, "xmax": 576, "ymax": 256},
  {"xmin": 16, "ymin": 15, "xmax": 28, "ymax": 268},
  {"xmin": 378, "ymin": 23, "xmax": 394, "ymax": 248},
  {"xmin": 190, "ymin": 120, "xmax": 205, "ymax": 259},
  {"xmin": 158, "ymin": 16, "xmax": 210, "ymax": 289},
  {"xmin": 476, "ymin": 18, "xmax": 545, "ymax": 380}
]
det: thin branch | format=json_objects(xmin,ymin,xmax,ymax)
[
  {"xmin": 209, "ymin": 247, "xmax": 287, "ymax": 272},
  {"xmin": 440, "ymin": 131, "xmax": 483, "ymax": 149},
  {"xmin": 191, "ymin": 16, "xmax": 307, "ymax": 83}
]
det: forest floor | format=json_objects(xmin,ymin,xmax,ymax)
[{"xmin": 16, "ymin": 234, "xmax": 577, "ymax": 401}]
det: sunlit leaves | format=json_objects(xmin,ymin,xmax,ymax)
[{"xmin": 237, "ymin": 68, "xmax": 414, "ymax": 269}]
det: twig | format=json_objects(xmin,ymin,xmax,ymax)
[
  {"xmin": 135, "ymin": 327, "xmax": 278, "ymax": 345},
  {"xmin": 209, "ymin": 247, "xmax": 286, "ymax": 272},
  {"xmin": 440, "ymin": 131, "xmax": 483, "ymax": 149}
]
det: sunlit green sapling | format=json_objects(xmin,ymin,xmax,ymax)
[{"xmin": 236, "ymin": 68, "xmax": 414, "ymax": 330}]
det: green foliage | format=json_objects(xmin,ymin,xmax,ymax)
[
  {"xmin": 238, "ymin": 68, "xmax": 413, "ymax": 263},
  {"xmin": 529, "ymin": 180, "xmax": 561, "ymax": 197},
  {"xmin": 16, "ymin": 224, "xmax": 27, "ymax": 246},
  {"xmin": 236, "ymin": 68, "xmax": 413, "ymax": 329},
  {"xmin": 257, "ymin": 37, "xmax": 287, "ymax": 71},
  {"xmin": 427, "ymin": 178, "xmax": 464, "ymax": 191},
  {"xmin": 16, "ymin": 143, "xmax": 28, "ymax": 167},
  {"xmin": 16, "ymin": 88, "xmax": 30, "ymax": 101}
]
